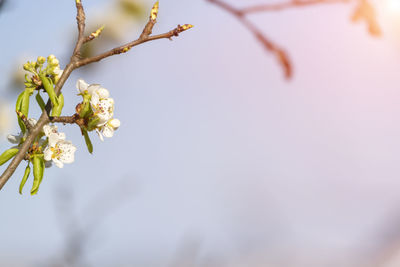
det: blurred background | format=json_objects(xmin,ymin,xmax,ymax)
[{"xmin": 1, "ymin": 0, "xmax": 400, "ymax": 266}]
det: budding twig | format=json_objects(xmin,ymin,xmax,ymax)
[{"xmin": 83, "ymin": 25, "xmax": 105, "ymax": 44}]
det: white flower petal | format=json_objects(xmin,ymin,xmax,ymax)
[
  {"xmin": 44, "ymin": 147, "xmax": 52, "ymax": 161},
  {"xmin": 87, "ymin": 84, "xmax": 101, "ymax": 95},
  {"xmin": 95, "ymin": 88, "xmax": 110, "ymax": 99},
  {"xmin": 27, "ymin": 118, "xmax": 37, "ymax": 127},
  {"xmin": 53, "ymin": 158, "xmax": 64, "ymax": 168},
  {"xmin": 43, "ymin": 124, "xmax": 58, "ymax": 137},
  {"xmin": 58, "ymin": 141, "xmax": 76, "ymax": 164},
  {"xmin": 76, "ymin": 79, "xmax": 89, "ymax": 94},
  {"xmin": 48, "ymin": 133, "xmax": 62, "ymax": 147},
  {"xmin": 7, "ymin": 134, "xmax": 21, "ymax": 144},
  {"xmin": 96, "ymin": 128, "xmax": 104, "ymax": 142},
  {"xmin": 102, "ymin": 125, "xmax": 114, "ymax": 138},
  {"xmin": 109, "ymin": 118, "xmax": 120, "ymax": 129}
]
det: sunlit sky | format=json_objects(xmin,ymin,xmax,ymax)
[{"xmin": 1, "ymin": 0, "xmax": 400, "ymax": 266}]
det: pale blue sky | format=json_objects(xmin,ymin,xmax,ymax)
[{"xmin": 1, "ymin": 0, "xmax": 400, "ymax": 266}]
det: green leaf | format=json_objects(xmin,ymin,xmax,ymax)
[
  {"xmin": 21, "ymin": 89, "xmax": 31, "ymax": 116},
  {"xmin": 19, "ymin": 164, "xmax": 31, "ymax": 195},
  {"xmin": 51, "ymin": 93, "xmax": 64, "ymax": 117},
  {"xmin": 35, "ymin": 92, "xmax": 46, "ymax": 111},
  {"xmin": 0, "ymin": 148, "xmax": 19, "ymax": 166},
  {"xmin": 39, "ymin": 73, "xmax": 58, "ymax": 108},
  {"xmin": 82, "ymin": 129, "xmax": 93, "ymax": 154},
  {"xmin": 31, "ymin": 155, "xmax": 45, "ymax": 195},
  {"xmin": 16, "ymin": 92, "xmax": 27, "ymax": 133},
  {"xmin": 15, "ymin": 91, "xmax": 24, "ymax": 111},
  {"xmin": 87, "ymin": 117, "xmax": 100, "ymax": 131}
]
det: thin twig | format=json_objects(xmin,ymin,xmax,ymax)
[{"xmin": 76, "ymin": 24, "xmax": 193, "ymax": 68}]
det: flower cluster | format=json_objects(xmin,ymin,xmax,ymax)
[
  {"xmin": 4, "ymin": 119, "xmax": 76, "ymax": 194},
  {"xmin": 0, "ymin": 55, "xmax": 120, "ymax": 195},
  {"xmin": 76, "ymin": 79, "xmax": 120, "ymax": 141}
]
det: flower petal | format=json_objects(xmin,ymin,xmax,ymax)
[
  {"xmin": 44, "ymin": 147, "xmax": 52, "ymax": 161},
  {"xmin": 95, "ymin": 88, "xmax": 110, "ymax": 99},
  {"xmin": 102, "ymin": 125, "xmax": 114, "ymax": 138},
  {"xmin": 87, "ymin": 84, "xmax": 101, "ymax": 95},
  {"xmin": 7, "ymin": 134, "xmax": 21, "ymax": 144},
  {"xmin": 76, "ymin": 79, "xmax": 89, "ymax": 94},
  {"xmin": 53, "ymin": 158, "xmax": 64, "ymax": 168},
  {"xmin": 43, "ymin": 124, "xmax": 58, "ymax": 137},
  {"xmin": 109, "ymin": 118, "xmax": 120, "ymax": 129},
  {"xmin": 48, "ymin": 133, "xmax": 62, "ymax": 147},
  {"xmin": 58, "ymin": 141, "xmax": 76, "ymax": 164},
  {"xmin": 96, "ymin": 128, "xmax": 104, "ymax": 142}
]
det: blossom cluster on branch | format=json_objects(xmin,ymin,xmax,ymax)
[{"xmin": 0, "ymin": 0, "xmax": 192, "ymax": 194}]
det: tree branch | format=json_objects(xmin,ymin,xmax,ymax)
[
  {"xmin": 0, "ymin": 0, "xmax": 192, "ymax": 191},
  {"xmin": 205, "ymin": 0, "xmax": 360, "ymax": 79},
  {"xmin": 206, "ymin": 0, "xmax": 292, "ymax": 78},
  {"xmin": 240, "ymin": 0, "xmax": 350, "ymax": 14}
]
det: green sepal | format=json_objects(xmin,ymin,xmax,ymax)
[
  {"xmin": 79, "ymin": 94, "xmax": 92, "ymax": 118},
  {"xmin": 39, "ymin": 73, "xmax": 58, "ymax": 108},
  {"xmin": 51, "ymin": 93, "xmax": 64, "ymax": 117},
  {"xmin": 31, "ymin": 155, "xmax": 45, "ymax": 195},
  {"xmin": 82, "ymin": 129, "xmax": 93, "ymax": 154},
  {"xmin": 87, "ymin": 117, "xmax": 100, "ymax": 131},
  {"xmin": 0, "ymin": 148, "xmax": 19, "ymax": 166},
  {"xmin": 19, "ymin": 164, "xmax": 31, "ymax": 195},
  {"xmin": 35, "ymin": 92, "xmax": 46, "ymax": 111}
]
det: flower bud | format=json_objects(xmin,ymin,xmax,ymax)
[
  {"xmin": 37, "ymin": 56, "xmax": 46, "ymax": 64},
  {"xmin": 23, "ymin": 63, "xmax": 31, "ymax": 71},
  {"xmin": 47, "ymin": 54, "xmax": 55, "ymax": 61}
]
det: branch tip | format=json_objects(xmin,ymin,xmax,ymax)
[{"xmin": 151, "ymin": 1, "xmax": 160, "ymax": 21}]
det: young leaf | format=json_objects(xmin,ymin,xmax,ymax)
[
  {"xmin": 82, "ymin": 129, "xmax": 93, "ymax": 154},
  {"xmin": 0, "ymin": 148, "xmax": 19, "ymax": 166},
  {"xmin": 21, "ymin": 89, "xmax": 30, "ymax": 116},
  {"xmin": 31, "ymin": 155, "xmax": 45, "ymax": 195},
  {"xmin": 19, "ymin": 164, "xmax": 31, "ymax": 194},
  {"xmin": 16, "ymin": 92, "xmax": 26, "ymax": 133},
  {"xmin": 15, "ymin": 91, "xmax": 24, "ymax": 111},
  {"xmin": 51, "ymin": 93, "xmax": 64, "ymax": 117},
  {"xmin": 35, "ymin": 92, "xmax": 46, "ymax": 111},
  {"xmin": 39, "ymin": 73, "xmax": 58, "ymax": 108}
]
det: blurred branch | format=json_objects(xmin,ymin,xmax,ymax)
[
  {"xmin": 240, "ymin": 0, "xmax": 350, "ymax": 14},
  {"xmin": 206, "ymin": 0, "xmax": 380, "ymax": 79},
  {"xmin": 51, "ymin": 177, "xmax": 136, "ymax": 267},
  {"xmin": 0, "ymin": 1, "xmax": 192, "ymax": 191}
]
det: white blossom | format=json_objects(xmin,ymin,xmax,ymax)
[
  {"xmin": 91, "ymin": 94, "xmax": 114, "ymax": 126},
  {"xmin": 43, "ymin": 124, "xmax": 65, "ymax": 140},
  {"xmin": 96, "ymin": 118, "xmax": 120, "ymax": 141},
  {"xmin": 43, "ymin": 133, "xmax": 76, "ymax": 168},
  {"xmin": 76, "ymin": 79, "xmax": 107, "ymax": 97}
]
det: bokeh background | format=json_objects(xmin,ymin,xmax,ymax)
[{"xmin": 1, "ymin": 0, "xmax": 400, "ymax": 266}]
